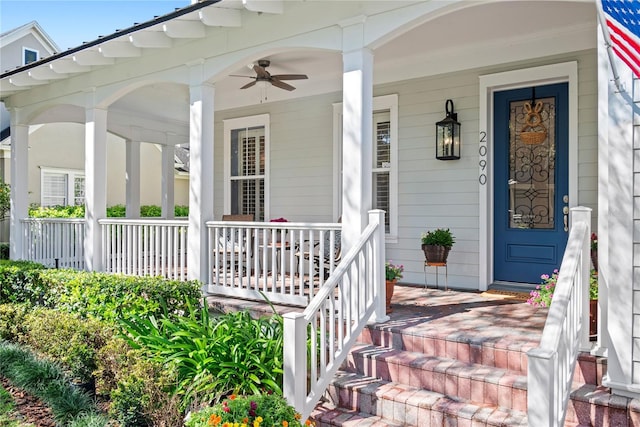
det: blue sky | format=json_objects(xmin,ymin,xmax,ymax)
[{"xmin": 1, "ymin": 1, "xmax": 191, "ymax": 52}]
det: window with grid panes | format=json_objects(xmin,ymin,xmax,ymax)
[
  {"xmin": 230, "ymin": 126, "xmax": 265, "ymax": 221},
  {"xmin": 373, "ymin": 112, "xmax": 391, "ymax": 233},
  {"xmin": 41, "ymin": 169, "xmax": 85, "ymax": 207}
]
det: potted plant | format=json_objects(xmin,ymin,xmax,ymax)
[
  {"xmin": 385, "ymin": 261, "xmax": 403, "ymax": 314},
  {"xmin": 527, "ymin": 268, "xmax": 599, "ymax": 338},
  {"xmin": 421, "ymin": 228, "xmax": 455, "ymax": 264}
]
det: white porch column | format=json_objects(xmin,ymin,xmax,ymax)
[
  {"xmin": 161, "ymin": 142, "xmax": 175, "ymax": 219},
  {"xmin": 341, "ymin": 36, "xmax": 374, "ymax": 252},
  {"xmin": 9, "ymin": 109, "xmax": 28, "ymax": 260},
  {"xmin": 187, "ymin": 77, "xmax": 215, "ymax": 282},
  {"xmin": 84, "ymin": 98, "xmax": 108, "ymax": 272},
  {"xmin": 125, "ymin": 138, "xmax": 141, "ymax": 219},
  {"xmin": 592, "ymin": 24, "xmax": 610, "ymax": 358},
  {"xmin": 601, "ymin": 61, "xmax": 638, "ymax": 397}
]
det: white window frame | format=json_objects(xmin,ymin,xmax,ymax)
[
  {"xmin": 223, "ymin": 114, "xmax": 270, "ymax": 220},
  {"xmin": 23, "ymin": 47, "xmax": 38, "ymax": 65},
  {"xmin": 333, "ymin": 94, "xmax": 399, "ymax": 241},
  {"xmin": 40, "ymin": 167, "xmax": 85, "ymax": 207}
]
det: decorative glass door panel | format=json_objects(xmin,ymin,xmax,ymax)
[{"xmin": 508, "ymin": 97, "xmax": 556, "ymax": 230}]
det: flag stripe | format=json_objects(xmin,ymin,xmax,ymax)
[
  {"xmin": 611, "ymin": 45, "xmax": 640, "ymax": 79},
  {"xmin": 607, "ymin": 19, "xmax": 640, "ymax": 68},
  {"xmin": 608, "ymin": 30, "xmax": 640, "ymax": 72}
]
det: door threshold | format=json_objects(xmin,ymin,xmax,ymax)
[{"xmin": 490, "ymin": 281, "xmax": 537, "ymax": 293}]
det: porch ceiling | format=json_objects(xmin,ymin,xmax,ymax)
[{"xmin": 1, "ymin": 0, "xmax": 595, "ymax": 144}]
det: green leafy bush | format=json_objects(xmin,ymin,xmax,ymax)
[
  {"xmin": 0, "ymin": 303, "xmax": 29, "ymax": 341},
  {"xmin": 0, "ymin": 260, "xmax": 49, "ymax": 306},
  {"xmin": 0, "ymin": 244, "xmax": 9, "ymax": 261},
  {"xmin": 186, "ymin": 394, "xmax": 308, "ymax": 427},
  {"xmin": 29, "ymin": 204, "xmax": 189, "ymax": 218},
  {"xmin": 21, "ymin": 308, "xmax": 112, "ymax": 384},
  {"xmin": 96, "ymin": 337, "xmax": 182, "ymax": 427},
  {"xmin": 39, "ymin": 269, "xmax": 201, "ymax": 323},
  {"xmin": 121, "ymin": 303, "xmax": 284, "ymax": 410}
]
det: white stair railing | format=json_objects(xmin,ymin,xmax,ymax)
[
  {"xmin": 20, "ymin": 218, "xmax": 86, "ymax": 269},
  {"xmin": 283, "ymin": 210, "xmax": 388, "ymax": 421},
  {"xmin": 527, "ymin": 207, "xmax": 592, "ymax": 427},
  {"xmin": 99, "ymin": 218, "xmax": 189, "ymax": 280}
]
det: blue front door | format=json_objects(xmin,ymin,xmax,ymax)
[{"xmin": 493, "ymin": 83, "xmax": 569, "ymax": 284}]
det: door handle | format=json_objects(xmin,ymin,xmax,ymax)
[{"xmin": 563, "ymin": 206, "xmax": 569, "ymax": 232}]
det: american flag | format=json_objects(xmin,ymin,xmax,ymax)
[{"xmin": 600, "ymin": 0, "xmax": 640, "ymax": 79}]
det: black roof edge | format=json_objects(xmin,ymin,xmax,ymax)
[{"xmin": 1, "ymin": 0, "xmax": 223, "ymax": 79}]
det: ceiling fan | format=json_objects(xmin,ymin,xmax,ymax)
[{"xmin": 233, "ymin": 59, "xmax": 308, "ymax": 91}]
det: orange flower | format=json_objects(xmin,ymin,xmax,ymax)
[
  {"xmin": 305, "ymin": 420, "xmax": 314, "ymax": 426},
  {"xmin": 295, "ymin": 414, "xmax": 301, "ymax": 420},
  {"xmin": 230, "ymin": 394, "xmax": 237, "ymax": 400},
  {"xmin": 282, "ymin": 422, "xmax": 289, "ymax": 427},
  {"xmin": 243, "ymin": 418, "xmax": 249, "ymax": 424},
  {"xmin": 208, "ymin": 414, "xmax": 222, "ymax": 426}
]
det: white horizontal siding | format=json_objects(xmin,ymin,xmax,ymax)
[{"xmin": 213, "ymin": 51, "xmax": 598, "ymax": 290}]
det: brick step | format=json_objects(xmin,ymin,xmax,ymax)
[
  {"xmin": 314, "ymin": 371, "xmax": 528, "ymax": 426},
  {"xmin": 357, "ymin": 326, "xmax": 606, "ymax": 386},
  {"xmin": 344, "ymin": 343, "xmax": 528, "ymax": 411}
]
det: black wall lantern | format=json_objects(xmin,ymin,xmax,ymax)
[{"xmin": 435, "ymin": 99, "xmax": 461, "ymax": 160}]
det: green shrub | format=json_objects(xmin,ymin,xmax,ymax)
[
  {"xmin": 29, "ymin": 204, "xmax": 189, "ymax": 218},
  {"xmin": 22, "ymin": 308, "xmax": 112, "ymax": 384},
  {"xmin": 122, "ymin": 303, "xmax": 284, "ymax": 410},
  {"xmin": 39, "ymin": 269, "xmax": 201, "ymax": 323},
  {"xmin": 29, "ymin": 205, "xmax": 85, "ymax": 218},
  {"xmin": 0, "ymin": 261, "xmax": 49, "ymax": 306},
  {"xmin": 96, "ymin": 337, "xmax": 181, "ymax": 427},
  {"xmin": 67, "ymin": 413, "xmax": 110, "ymax": 427},
  {"xmin": 0, "ymin": 303, "xmax": 29, "ymax": 341}
]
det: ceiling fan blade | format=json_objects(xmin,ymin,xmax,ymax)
[
  {"xmin": 270, "ymin": 78, "xmax": 296, "ymax": 91},
  {"xmin": 271, "ymin": 74, "xmax": 308, "ymax": 81},
  {"xmin": 253, "ymin": 64, "xmax": 270, "ymax": 79},
  {"xmin": 229, "ymin": 74, "xmax": 254, "ymax": 78},
  {"xmin": 240, "ymin": 80, "xmax": 257, "ymax": 89}
]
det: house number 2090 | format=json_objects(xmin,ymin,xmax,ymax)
[{"xmin": 479, "ymin": 131, "xmax": 487, "ymax": 185}]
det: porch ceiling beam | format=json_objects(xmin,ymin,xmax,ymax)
[
  {"xmin": 0, "ymin": 80, "xmax": 21, "ymax": 94},
  {"xmin": 8, "ymin": 73, "xmax": 48, "ymax": 87},
  {"xmin": 199, "ymin": 7, "xmax": 242, "ymax": 27},
  {"xmin": 49, "ymin": 58, "xmax": 91, "ymax": 74},
  {"xmin": 27, "ymin": 66, "xmax": 68, "ymax": 80},
  {"xmin": 99, "ymin": 41, "xmax": 142, "ymax": 58},
  {"xmin": 129, "ymin": 31, "xmax": 173, "ymax": 48},
  {"xmin": 163, "ymin": 20, "xmax": 206, "ymax": 39},
  {"xmin": 242, "ymin": 0, "xmax": 283, "ymax": 14},
  {"xmin": 72, "ymin": 50, "xmax": 115, "ymax": 66}
]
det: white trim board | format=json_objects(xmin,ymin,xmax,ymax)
[{"xmin": 478, "ymin": 61, "xmax": 579, "ymax": 291}]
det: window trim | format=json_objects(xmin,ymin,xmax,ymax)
[
  {"xmin": 40, "ymin": 167, "xmax": 85, "ymax": 207},
  {"xmin": 332, "ymin": 94, "xmax": 399, "ymax": 242},
  {"xmin": 22, "ymin": 47, "xmax": 39, "ymax": 65},
  {"xmin": 223, "ymin": 114, "xmax": 270, "ymax": 220}
]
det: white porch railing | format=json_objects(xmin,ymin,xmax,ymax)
[
  {"xmin": 283, "ymin": 210, "xmax": 388, "ymax": 421},
  {"xmin": 20, "ymin": 218, "xmax": 86, "ymax": 269},
  {"xmin": 527, "ymin": 207, "xmax": 592, "ymax": 427},
  {"xmin": 205, "ymin": 220, "xmax": 342, "ymax": 306},
  {"xmin": 99, "ymin": 218, "xmax": 189, "ymax": 281}
]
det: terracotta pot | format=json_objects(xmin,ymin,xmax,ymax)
[
  {"xmin": 422, "ymin": 244, "xmax": 450, "ymax": 264},
  {"xmin": 385, "ymin": 279, "xmax": 396, "ymax": 314},
  {"xmin": 590, "ymin": 299, "xmax": 598, "ymax": 340}
]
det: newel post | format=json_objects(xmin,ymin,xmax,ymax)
[
  {"xmin": 571, "ymin": 206, "xmax": 592, "ymax": 351},
  {"xmin": 283, "ymin": 312, "xmax": 307, "ymax": 413},
  {"xmin": 369, "ymin": 209, "xmax": 388, "ymax": 323}
]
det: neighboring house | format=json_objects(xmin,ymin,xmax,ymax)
[
  {"xmin": 0, "ymin": 21, "xmax": 189, "ymax": 213},
  {"xmin": 1, "ymin": 0, "xmax": 638, "ymax": 419}
]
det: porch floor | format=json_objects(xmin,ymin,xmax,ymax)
[{"xmin": 205, "ymin": 283, "xmax": 546, "ymax": 354}]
